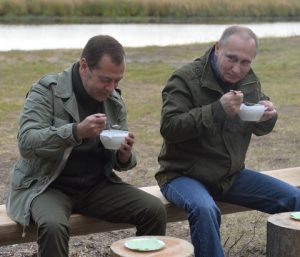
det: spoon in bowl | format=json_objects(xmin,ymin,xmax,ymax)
[{"xmin": 111, "ymin": 124, "xmax": 120, "ymax": 130}]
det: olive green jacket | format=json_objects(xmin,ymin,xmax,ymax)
[
  {"xmin": 6, "ymin": 64, "xmax": 136, "ymax": 230},
  {"xmin": 155, "ymin": 47, "xmax": 277, "ymax": 195}
]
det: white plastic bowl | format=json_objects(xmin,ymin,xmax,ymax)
[
  {"xmin": 238, "ymin": 103, "xmax": 266, "ymax": 121},
  {"xmin": 100, "ymin": 130, "xmax": 128, "ymax": 150}
]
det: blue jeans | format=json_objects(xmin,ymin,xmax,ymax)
[{"xmin": 161, "ymin": 169, "xmax": 300, "ymax": 257}]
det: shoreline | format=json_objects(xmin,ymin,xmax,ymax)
[{"xmin": 1, "ymin": 15, "xmax": 300, "ymax": 25}]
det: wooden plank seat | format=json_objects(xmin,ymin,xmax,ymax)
[{"xmin": 1, "ymin": 167, "xmax": 300, "ymax": 247}]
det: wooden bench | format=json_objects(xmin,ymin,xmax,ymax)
[{"xmin": 1, "ymin": 167, "xmax": 300, "ymax": 247}]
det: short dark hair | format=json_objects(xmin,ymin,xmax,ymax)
[
  {"xmin": 219, "ymin": 25, "xmax": 258, "ymax": 51},
  {"xmin": 81, "ymin": 35, "xmax": 125, "ymax": 70}
]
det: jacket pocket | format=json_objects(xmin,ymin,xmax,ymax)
[
  {"xmin": 200, "ymin": 122, "xmax": 223, "ymax": 147},
  {"xmin": 226, "ymin": 117, "xmax": 254, "ymax": 134},
  {"xmin": 11, "ymin": 159, "xmax": 39, "ymax": 190}
]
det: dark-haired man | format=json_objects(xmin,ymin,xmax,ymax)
[{"xmin": 6, "ymin": 35, "xmax": 166, "ymax": 257}]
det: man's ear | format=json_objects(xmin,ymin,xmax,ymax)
[
  {"xmin": 79, "ymin": 58, "xmax": 88, "ymax": 72},
  {"xmin": 215, "ymin": 41, "xmax": 220, "ymax": 55}
]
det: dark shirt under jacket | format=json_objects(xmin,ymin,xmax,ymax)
[{"xmin": 51, "ymin": 62, "xmax": 108, "ymax": 193}]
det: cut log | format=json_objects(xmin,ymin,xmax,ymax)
[
  {"xmin": 110, "ymin": 236, "xmax": 194, "ymax": 257},
  {"xmin": 267, "ymin": 212, "xmax": 300, "ymax": 257}
]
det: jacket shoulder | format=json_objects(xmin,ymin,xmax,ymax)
[
  {"xmin": 173, "ymin": 59, "xmax": 205, "ymax": 81},
  {"xmin": 38, "ymin": 74, "xmax": 59, "ymax": 88},
  {"xmin": 25, "ymin": 74, "xmax": 58, "ymax": 98},
  {"xmin": 173, "ymin": 47, "xmax": 212, "ymax": 80}
]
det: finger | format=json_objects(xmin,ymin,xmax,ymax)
[
  {"xmin": 94, "ymin": 113, "xmax": 106, "ymax": 118},
  {"xmin": 229, "ymin": 90, "xmax": 243, "ymax": 96}
]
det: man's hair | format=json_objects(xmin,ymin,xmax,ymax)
[
  {"xmin": 81, "ymin": 35, "xmax": 125, "ymax": 70},
  {"xmin": 219, "ymin": 25, "xmax": 259, "ymax": 50}
]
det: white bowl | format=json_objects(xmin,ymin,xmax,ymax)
[
  {"xmin": 100, "ymin": 130, "xmax": 128, "ymax": 150},
  {"xmin": 238, "ymin": 103, "xmax": 266, "ymax": 121}
]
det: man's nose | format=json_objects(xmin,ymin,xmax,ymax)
[
  {"xmin": 232, "ymin": 63, "xmax": 241, "ymax": 74},
  {"xmin": 106, "ymin": 81, "xmax": 117, "ymax": 92}
]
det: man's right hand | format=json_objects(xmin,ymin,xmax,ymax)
[
  {"xmin": 76, "ymin": 113, "xmax": 107, "ymax": 140},
  {"xmin": 220, "ymin": 90, "xmax": 243, "ymax": 117}
]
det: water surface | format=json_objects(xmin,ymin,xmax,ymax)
[{"xmin": 1, "ymin": 22, "xmax": 300, "ymax": 51}]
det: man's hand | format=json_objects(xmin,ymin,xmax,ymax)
[
  {"xmin": 76, "ymin": 113, "xmax": 107, "ymax": 140},
  {"xmin": 117, "ymin": 132, "xmax": 135, "ymax": 163},
  {"xmin": 258, "ymin": 100, "xmax": 277, "ymax": 122},
  {"xmin": 220, "ymin": 90, "xmax": 243, "ymax": 117}
]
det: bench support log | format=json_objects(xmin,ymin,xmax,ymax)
[{"xmin": 267, "ymin": 212, "xmax": 300, "ymax": 257}]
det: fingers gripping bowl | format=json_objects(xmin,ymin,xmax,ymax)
[
  {"xmin": 100, "ymin": 130, "xmax": 128, "ymax": 150},
  {"xmin": 238, "ymin": 103, "xmax": 266, "ymax": 121}
]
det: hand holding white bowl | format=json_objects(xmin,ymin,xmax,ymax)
[
  {"xmin": 100, "ymin": 130, "xmax": 129, "ymax": 150},
  {"xmin": 238, "ymin": 103, "xmax": 266, "ymax": 121}
]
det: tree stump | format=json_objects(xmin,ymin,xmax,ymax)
[
  {"xmin": 110, "ymin": 236, "xmax": 194, "ymax": 257},
  {"xmin": 267, "ymin": 212, "xmax": 300, "ymax": 257}
]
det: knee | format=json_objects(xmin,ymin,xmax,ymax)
[
  {"xmin": 146, "ymin": 197, "xmax": 167, "ymax": 223},
  {"xmin": 287, "ymin": 191, "xmax": 300, "ymax": 211},
  {"xmin": 38, "ymin": 217, "xmax": 69, "ymax": 239},
  {"xmin": 188, "ymin": 201, "xmax": 220, "ymax": 223}
]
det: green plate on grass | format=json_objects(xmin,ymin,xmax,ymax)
[
  {"xmin": 124, "ymin": 237, "xmax": 165, "ymax": 252},
  {"xmin": 290, "ymin": 212, "xmax": 300, "ymax": 220}
]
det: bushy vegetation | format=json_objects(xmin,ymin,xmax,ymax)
[{"xmin": 0, "ymin": 0, "xmax": 300, "ymax": 23}]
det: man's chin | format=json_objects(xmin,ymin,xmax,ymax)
[
  {"xmin": 94, "ymin": 96, "xmax": 107, "ymax": 102},
  {"xmin": 225, "ymin": 76, "xmax": 240, "ymax": 84}
]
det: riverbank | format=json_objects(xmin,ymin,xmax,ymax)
[
  {"xmin": 1, "ymin": 15, "xmax": 300, "ymax": 25},
  {"xmin": 1, "ymin": 36, "xmax": 300, "ymax": 256},
  {"xmin": 0, "ymin": 0, "xmax": 300, "ymax": 24}
]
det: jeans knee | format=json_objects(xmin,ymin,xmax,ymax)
[
  {"xmin": 188, "ymin": 201, "xmax": 220, "ymax": 223},
  {"xmin": 287, "ymin": 192, "xmax": 300, "ymax": 211}
]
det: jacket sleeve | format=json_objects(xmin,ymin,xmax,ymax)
[
  {"xmin": 18, "ymin": 83, "xmax": 79, "ymax": 160},
  {"xmin": 160, "ymin": 74, "xmax": 219, "ymax": 143}
]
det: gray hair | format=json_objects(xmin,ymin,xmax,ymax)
[{"xmin": 219, "ymin": 25, "xmax": 259, "ymax": 51}]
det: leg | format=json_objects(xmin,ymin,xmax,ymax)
[
  {"xmin": 161, "ymin": 176, "xmax": 225, "ymax": 257},
  {"xmin": 220, "ymin": 168, "xmax": 300, "ymax": 213},
  {"xmin": 77, "ymin": 181, "xmax": 166, "ymax": 235},
  {"xmin": 31, "ymin": 188, "xmax": 74, "ymax": 257}
]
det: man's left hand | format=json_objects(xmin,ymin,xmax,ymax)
[
  {"xmin": 258, "ymin": 100, "xmax": 277, "ymax": 122},
  {"xmin": 117, "ymin": 132, "xmax": 135, "ymax": 163}
]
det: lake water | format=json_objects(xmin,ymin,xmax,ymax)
[{"xmin": 1, "ymin": 22, "xmax": 300, "ymax": 51}]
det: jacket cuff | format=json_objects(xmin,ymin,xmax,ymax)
[
  {"xmin": 212, "ymin": 100, "xmax": 227, "ymax": 124},
  {"xmin": 72, "ymin": 123, "xmax": 81, "ymax": 143},
  {"xmin": 116, "ymin": 152, "xmax": 133, "ymax": 168}
]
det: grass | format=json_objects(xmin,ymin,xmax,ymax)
[
  {"xmin": 1, "ymin": 36, "xmax": 300, "ymax": 256},
  {"xmin": 0, "ymin": 0, "xmax": 300, "ymax": 24}
]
